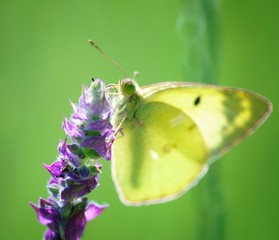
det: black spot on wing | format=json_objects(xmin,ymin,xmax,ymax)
[{"xmin": 194, "ymin": 96, "xmax": 201, "ymax": 106}]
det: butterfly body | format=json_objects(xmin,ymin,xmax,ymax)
[
  {"xmin": 112, "ymin": 79, "xmax": 143, "ymax": 127},
  {"xmin": 109, "ymin": 79, "xmax": 272, "ymax": 206}
]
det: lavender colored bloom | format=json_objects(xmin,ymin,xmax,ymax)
[
  {"xmin": 58, "ymin": 139, "xmax": 81, "ymax": 167},
  {"xmin": 31, "ymin": 79, "xmax": 114, "ymax": 239},
  {"xmin": 43, "ymin": 160, "xmax": 67, "ymax": 179},
  {"xmin": 61, "ymin": 166, "xmax": 100, "ymax": 201},
  {"xmin": 85, "ymin": 202, "xmax": 108, "ymax": 221},
  {"xmin": 30, "ymin": 198, "xmax": 60, "ymax": 226},
  {"xmin": 31, "ymin": 198, "xmax": 107, "ymax": 240},
  {"xmin": 81, "ymin": 130, "xmax": 114, "ymax": 160},
  {"xmin": 63, "ymin": 201, "xmax": 108, "ymax": 240},
  {"xmin": 44, "ymin": 229, "xmax": 60, "ymax": 240},
  {"xmin": 86, "ymin": 115, "xmax": 112, "ymax": 131},
  {"xmin": 63, "ymin": 117, "xmax": 83, "ymax": 139},
  {"xmin": 65, "ymin": 79, "xmax": 115, "ymax": 160}
]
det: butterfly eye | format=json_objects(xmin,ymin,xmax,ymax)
[
  {"xmin": 125, "ymin": 82, "xmax": 136, "ymax": 94},
  {"xmin": 120, "ymin": 79, "xmax": 136, "ymax": 96}
]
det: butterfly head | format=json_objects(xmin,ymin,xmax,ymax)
[{"xmin": 119, "ymin": 78, "xmax": 139, "ymax": 96}]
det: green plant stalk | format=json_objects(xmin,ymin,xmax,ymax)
[{"xmin": 177, "ymin": 0, "xmax": 226, "ymax": 239}]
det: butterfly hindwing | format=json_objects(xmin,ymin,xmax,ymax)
[{"xmin": 112, "ymin": 100, "xmax": 208, "ymax": 205}]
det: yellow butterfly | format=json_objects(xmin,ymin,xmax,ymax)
[{"xmin": 109, "ymin": 78, "xmax": 272, "ymax": 206}]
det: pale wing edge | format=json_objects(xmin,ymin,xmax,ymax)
[
  {"xmin": 111, "ymin": 160, "xmax": 209, "ymax": 206},
  {"xmin": 207, "ymin": 102, "xmax": 272, "ymax": 163}
]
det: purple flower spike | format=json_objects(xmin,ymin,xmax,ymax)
[
  {"xmin": 31, "ymin": 197, "xmax": 108, "ymax": 240},
  {"xmin": 32, "ymin": 79, "xmax": 114, "ymax": 239}
]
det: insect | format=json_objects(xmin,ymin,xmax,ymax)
[
  {"xmin": 89, "ymin": 40, "xmax": 272, "ymax": 206},
  {"xmin": 109, "ymin": 78, "xmax": 272, "ymax": 206}
]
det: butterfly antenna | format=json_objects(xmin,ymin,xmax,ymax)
[
  {"xmin": 88, "ymin": 39, "xmax": 129, "ymax": 77},
  {"xmin": 132, "ymin": 71, "xmax": 140, "ymax": 79}
]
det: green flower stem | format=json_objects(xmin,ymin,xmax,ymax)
[{"xmin": 177, "ymin": 0, "xmax": 226, "ymax": 239}]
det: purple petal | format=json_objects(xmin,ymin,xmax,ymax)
[
  {"xmin": 89, "ymin": 101, "xmax": 108, "ymax": 116},
  {"xmin": 85, "ymin": 202, "xmax": 108, "ymax": 221},
  {"xmin": 81, "ymin": 129, "xmax": 115, "ymax": 160},
  {"xmin": 30, "ymin": 203, "xmax": 52, "ymax": 225},
  {"xmin": 62, "ymin": 117, "xmax": 83, "ymax": 138},
  {"xmin": 44, "ymin": 229, "xmax": 60, "ymax": 240},
  {"xmin": 48, "ymin": 178, "xmax": 59, "ymax": 185},
  {"xmin": 104, "ymin": 130, "xmax": 115, "ymax": 160},
  {"xmin": 61, "ymin": 175, "xmax": 98, "ymax": 200},
  {"xmin": 79, "ymin": 85, "xmax": 89, "ymax": 106},
  {"xmin": 104, "ymin": 144, "xmax": 112, "ymax": 160},
  {"xmin": 84, "ymin": 80, "xmax": 112, "ymax": 116},
  {"xmin": 30, "ymin": 198, "xmax": 59, "ymax": 225},
  {"xmin": 43, "ymin": 160, "xmax": 66, "ymax": 178},
  {"xmin": 57, "ymin": 139, "xmax": 67, "ymax": 156},
  {"xmin": 80, "ymin": 135, "xmax": 107, "ymax": 158},
  {"xmin": 88, "ymin": 99, "xmax": 111, "ymax": 118},
  {"xmin": 71, "ymin": 101, "xmax": 87, "ymax": 123},
  {"xmin": 58, "ymin": 139, "xmax": 80, "ymax": 166},
  {"xmin": 86, "ymin": 116, "xmax": 112, "ymax": 131},
  {"xmin": 64, "ymin": 213, "xmax": 86, "ymax": 240}
]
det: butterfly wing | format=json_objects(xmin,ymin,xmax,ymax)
[
  {"xmin": 112, "ymin": 100, "xmax": 208, "ymax": 205},
  {"xmin": 142, "ymin": 82, "xmax": 272, "ymax": 161}
]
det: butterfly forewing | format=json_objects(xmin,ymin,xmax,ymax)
[{"xmin": 143, "ymin": 82, "xmax": 272, "ymax": 161}]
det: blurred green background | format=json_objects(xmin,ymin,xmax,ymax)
[{"xmin": 0, "ymin": 0, "xmax": 278, "ymax": 239}]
